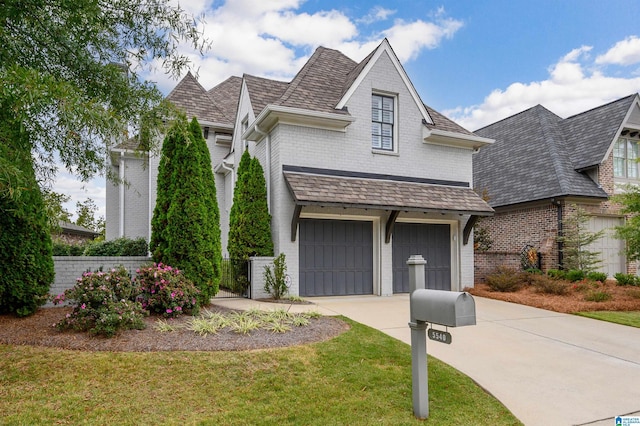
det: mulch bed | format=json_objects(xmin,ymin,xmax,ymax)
[
  {"xmin": 467, "ymin": 280, "xmax": 640, "ymax": 313},
  {"xmin": 0, "ymin": 304, "xmax": 349, "ymax": 352}
]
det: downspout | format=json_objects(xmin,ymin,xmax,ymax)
[
  {"xmin": 119, "ymin": 151, "xmax": 125, "ymax": 238},
  {"xmin": 221, "ymin": 158, "xmax": 234, "ymax": 196},
  {"xmin": 254, "ymin": 124, "xmax": 271, "ymax": 213},
  {"xmin": 554, "ymin": 199, "xmax": 564, "ymax": 269}
]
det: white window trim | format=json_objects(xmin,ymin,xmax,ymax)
[
  {"xmin": 371, "ymin": 91, "xmax": 399, "ymax": 155},
  {"xmin": 614, "ymin": 137, "xmax": 640, "ymax": 180}
]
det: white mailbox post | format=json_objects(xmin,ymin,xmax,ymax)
[{"xmin": 406, "ymin": 255, "xmax": 476, "ymax": 419}]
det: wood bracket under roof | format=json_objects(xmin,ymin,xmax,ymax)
[
  {"xmin": 463, "ymin": 215, "xmax": 479, "ymax": 245},
  {"xmin": 291, "ymin": 204, "xmax": 302, "ymax": 242},
  {"xmin": 385, "ymin": 210, "xmax": 400, "ymax": 243}
]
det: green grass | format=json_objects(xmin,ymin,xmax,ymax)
[
  {"xmin": 0, "ymin": 318, "xmax": 522, "ymax": 425},
  {"xmin": 576, "ymin": 311, "xmax": 640, "ymax": 328}
]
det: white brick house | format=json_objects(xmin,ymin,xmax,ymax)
[{"xmin": 106, "ymin": 39, "xmax": 493, "ymax": 296}]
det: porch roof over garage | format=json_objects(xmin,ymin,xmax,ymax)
[{"xmin": 282, "ymin": 166, "xmax": 494, "ymax": 244}]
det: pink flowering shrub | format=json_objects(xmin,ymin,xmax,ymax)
[
  {"xmin": 53, "ymin": 266, "xmax": 146, "ymax": 337},
  {"xmin": 135, "ymin": 263, "xmax": 200, "ymax": 318}
]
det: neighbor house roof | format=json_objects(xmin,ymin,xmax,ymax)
[
  {"xmin": 474, "ymin": 102, "xmax": 617, "ymax": 208},
  {"xmin": 563, "ymin": 94, "xmax": 636, "ymax": 170},
  {"xmin": 58, "ymin": 221, "xmax": 100, "ymax": 238}
]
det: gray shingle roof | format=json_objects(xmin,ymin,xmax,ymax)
[
  {"xmin": 166, "ymin": 71, "xmax": 229, "ymax": 124},
  {"xmin": 276, "ymin": 46, "xmax": 357, "ymax": 114},
  {"xmin": 474, "ymin": 105, "xmax": 608, "ymax": 208},
  {"xmin": 243, "ymin": 74, "xmax": 289, "ymax": 117},
  {"xmin": 562, "ymin": 94, "xmax": 636, "ymax": 170},
  {"xmin": 207, "ymin": 76, "xmax": 242, "ymax": 124},
  {"xmin": 284, "ymin": 170, "xmax": 493, "ymax": 215}
]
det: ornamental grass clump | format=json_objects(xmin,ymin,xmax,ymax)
[
  {"xmin": 136, "ymin": 263, "xmax": 200, "ymax": 318},
  {"xmin": 53, "ymin": 267, "xmax": 146, "ymax": 337},
  {"xmin": 485, "ymin": 265, "xmax": 522, "ymax": 292}
]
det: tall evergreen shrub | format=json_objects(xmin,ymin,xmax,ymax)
[
  {"xmin": 151, "ymin": 116, "xmax": 216, "ymax": 303},
  {"xmin": 189, "ymin": 117, "xmax": 222, "ymax": 294},
  {"xmin": 0, "ymin": 132, "xmax": 54, "ymax": 316},
  {"xmin": 149, "ymin": 115, "xmax": 182, "ymax": 262},
  {"xmin": 227, "ymin": 151, "xmax": 274, "ymax": 264}
]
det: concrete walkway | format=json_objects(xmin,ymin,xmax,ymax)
[{"xmin": 213, "ymin": 295, "xmax": 640, "ymax": 426}]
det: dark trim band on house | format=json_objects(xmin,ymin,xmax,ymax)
[
  {"xmin": 282, "ymin": 165, "xmax": 470, "ymax": 187},
  {"xmin": 283, "ymin": 168, "xmax": 494, "ymax": 241}
]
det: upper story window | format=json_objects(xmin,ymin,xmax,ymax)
[
  {"xmin": 371, "ymin": 94, "xmax": 395, "ymax": 152},
  {"xmin": 614, "ymin": 137, "xmax": 639, "ymax": 179}
]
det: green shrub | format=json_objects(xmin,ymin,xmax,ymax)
[
  {"xmin": 584, "ymin": 290, "xmax": 612, "ymax": 302},
  {"xmin": 53, "ymin": 266, "xmax": 146, "ymax": 337},
  {"xmin": 136, "ymin": 263, "xmax": 200, "ymax": 318},
  {"xmin": 586, "ymin": 272, "xmax": 607, "ymax": 283},
  {"xmin": 83, "ymin": 237, "xmax": 148, "ymax": 256},
  {"xmin": 264, "ymin": 254, "xmax": 288, "ymax": 300},
  {"xmin": 52, "ymin": 241, "xmax": 88, "ymax": 256},
  {"xmin": 614, "ymin": 273, "xmax": 640, "ymax": 286},
  {"xmin": 547, "ymin": 269, "xmax": 566, "ymax": 280},
  {"xmin": 565, "ymin": 269, "xmax": 585, "ymax": 282},
  {"xmin": 485, "ymin": 266, "xmax": 522, "ymax": 292},
  {"xmin": 532, "ymin": 275, "xmax": 569, "ymax": 295},
  {"xmin": 0, "ymin": 139, "xmax": 54, "ymax": 317}
]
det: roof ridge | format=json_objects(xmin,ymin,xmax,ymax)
[
  {"xmin": 534, "ymin": 106, "xmax": 571, "ymax": 194},
  {"xmin": 277, "ymin": 47, "xmax": 326, "ymax": 105},
  {"xmin": 564, "ymin": 93, "xmax": 637, "ymax": 120},
  {"xmin": 474, "ymin": 104, "xmax": 557, "ymax": 132}
]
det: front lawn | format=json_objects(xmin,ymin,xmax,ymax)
[
  {"xmin": 575, "ymin": 311, "xmax": 640, "ymax": 328},
  {"xmin": 0, "ymin": 318, "xmax": 521, "ymax": 425}
]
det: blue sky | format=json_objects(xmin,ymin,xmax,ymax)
[{"xmin": 58, "ymin": 0, "xmax": 640, "ymax": 220}]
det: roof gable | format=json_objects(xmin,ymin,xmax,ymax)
[{"xmin": 336, "ymin": 38, "xmax": 433, "ymax": 125}]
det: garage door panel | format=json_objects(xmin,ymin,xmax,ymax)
[
  {"xmin": 587, "ymin": 216, "xmax": 625, "ymax": 277},
  {"xmin": 393, "ymin": 223, "xmax": 451, "ymax": 293},
  {"xmin": 300, "ymin": 219, "xmax": 373, "ymax": 296}
]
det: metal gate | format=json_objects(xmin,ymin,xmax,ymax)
[{"xmin": 215, "ymin": 258, "xmax": 250, "ymax": 298}]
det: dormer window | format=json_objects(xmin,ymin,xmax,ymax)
[
  {"xmin": 371, "ymin": 93, "xmax": 396, "ymax": 152},
  {"xmin": 614, "ymin": 137, "xmax": 639, "ymax": 178}
]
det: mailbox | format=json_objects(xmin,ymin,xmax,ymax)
[{"xmin": 410, "ymin": 289, "xmax": 476, "ymax": 327}]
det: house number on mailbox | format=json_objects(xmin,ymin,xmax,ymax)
[{"xmin": 427, "ymin": 328, "xmax": 452, "ymax": 344}]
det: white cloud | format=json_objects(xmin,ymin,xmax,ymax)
[
  {"xmin": 381, "ymin": 17, "xmax": 463, "ymax": 62},
  {"xmin": 445, "ymin": 40, "xmax": 640, "ymax": 131},
  {"xmin": 596, "ymin": 35, "xmax": 640, "ymax": 66},
  {"xmin": 53, "ymin": 173, "xmax": 106, "ymax": 221},
  {"xmin": 358, "ymin": 6, "xmax": 396, "ymax": 25}
]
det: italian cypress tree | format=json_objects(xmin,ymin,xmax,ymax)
[
  {"xmin": 228, "ymin": 151, "xmax": 273, "ymax": 264},
  {"xmin": 0, "ymin": 126, "xmax": 54, "ymax": 316},
  {"xmin": 189, "ymin": 117, "xmax": 222, "ymax": 294},
  {"xmin": 150, "ymin": 114, "xmax": 183, "ymax": 263}
]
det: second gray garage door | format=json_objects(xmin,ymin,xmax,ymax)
[
  {"xmin": 392, "ymin": 223, "xmax": 451, "ymax": 292},
  {"xmin": 299, "ymin": 219, "xmax": 373, "ymax": 296}
]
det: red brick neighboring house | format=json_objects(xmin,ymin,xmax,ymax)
[
  {"xmin": 473, "ymin": 94, "xmax": 640, "ymax": 281},
  {"xmin": 54, "ymin": 221, "xmax": 100, "ymax": 245}
]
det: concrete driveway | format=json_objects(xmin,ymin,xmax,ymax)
[{"xmin": 306, "ymin": 295, "xmax": 640, "ymax": 426}]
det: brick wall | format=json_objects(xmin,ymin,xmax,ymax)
[
  {"xmin": 49, "ymin": 256, "xmax": 152, "ymax": 304},
  {"xmin": 474, "ymin": 251, "xmax": 521, "ymax": 283}
]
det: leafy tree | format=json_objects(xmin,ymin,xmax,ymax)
[
  {"xmin": 0, "ymin": 0, "xmax": 207, "ymax": 196},
  {"xmin": 558, "ymin": 204, "xmax": 604, "ymax": 272},
  {"xmin": 75, "ymin": 198, "xmax": 105, "ymax": 237},
  {"xmin": 151, "ymin": 116, "xmax": 216, "ymax": 303},
  {"xmin": 189, "ymin": 118, "xmax": 222, "ymax": 289},
  {"xmin": 614, "ymin": 185, "xmax": 640, "ymax": 261},
  {"xmin": 0, "ymin": 127, "xmax": 54, "ymax": 316},
  {"xmin": 42, "ymin": 189, "xmax": 72, "ymax": 233},
  {"xmin": 228, "ymin": 152, "xmax": 274, "ymax": 264}
]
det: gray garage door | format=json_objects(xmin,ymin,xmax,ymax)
[
  {"xmin": 299, "ymin": 219, "xmax": 373, "ymax": 296},
  {"xmin": 392, "ymin": 223, "xmax": 451, "ymax": 292}
]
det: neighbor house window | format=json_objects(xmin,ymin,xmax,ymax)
[
  {"xmin": 614, "ymin": 137, "xmax": 639, "ymax": 178},
  {"xmin": 371, "ymin": 94, "xmax": 395, "ymax": 151}
]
